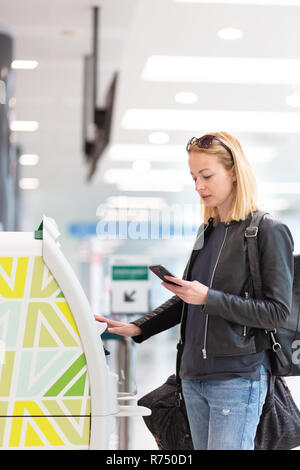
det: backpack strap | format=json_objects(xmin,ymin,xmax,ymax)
[
  {"xmin": 244, "ymin": 210, "xmax": 269, "ymax": 299},
  {"xmin": 245, "ymin": 210, "xmax": 290, "ymax": 372}
]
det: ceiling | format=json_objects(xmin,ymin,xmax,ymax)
[{"xmin": 1, "ymin": 0, "xmax": 300, "ymax": 266}]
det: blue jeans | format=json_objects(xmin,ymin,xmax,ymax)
[{"xmin": 181, "ymin": 365, "xmax": 268, "ymax": 450}]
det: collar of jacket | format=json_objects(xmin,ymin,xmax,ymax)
[
  {"xmin": 207, "ymin": 212, "xmax": 253, "ymax": 227},
  {"xmin": 207, "ymin": 217, "xmax": 236, "ymax": 227}
]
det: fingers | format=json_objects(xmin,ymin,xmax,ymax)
[
  {"xmin": 161, "ymin": 281, "xmax": 180, "ymax": 293},
  {"xmin": 161, "ymin": 281, "xmax": 174, "ymax": 290},
  {"xmin": 94, "ymin": 315, "xmax": 137, "ymax": 338},
  {"xmin": 107, "ymin": 327, "xmax": 127, "ymax": 337},
  {"xmin": 94, "ymin": 316, "xmax": 124, "ymax": 327},
  {"xmin": 94, "ymin": 315, "xmax": 107, "ymax": 322},
  {"xmin": 163, "ymin": 276, "xmax": 187, "ymax": 286},
  {"xmin": 107, "ymin": 327, "xmax": 117, "ymax": 333}
]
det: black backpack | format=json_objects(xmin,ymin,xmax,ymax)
[{"xmin": 246, "ymin": 210, "xmax": 300, "ymax": 376}]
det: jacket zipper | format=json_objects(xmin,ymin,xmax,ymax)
[
  {"xmin": 179, "ymin": 222, "xmax": 211, "ymax": 347},
  {"xmin": 202, "ymin": 225, "xmax": 229, "ymax": 359},
  {"xmin": 243, "ymin": 291, "xmax": 249, "ymax": 336}
]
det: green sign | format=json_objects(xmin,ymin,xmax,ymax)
[{"xmin": 112, "ymin": 265, "xmax": 148, "ymax": 281}]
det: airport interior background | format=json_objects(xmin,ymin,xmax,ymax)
[{"xmin": 1, "ymin": 0, "xmax": 300, "ymax": 450}]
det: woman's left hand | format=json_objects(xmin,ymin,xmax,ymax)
[{"xmin": 162, "ymin": 276, "xmax": 209, "ymax": 305}]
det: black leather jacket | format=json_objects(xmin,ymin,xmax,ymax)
[{"xmin": 131, "ymin": 211, "xmax": 294, "ymax": 358}]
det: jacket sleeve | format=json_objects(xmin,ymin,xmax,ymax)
[
  {"xmin": 130, "ymin": 295, "xmax": 183, "ymax": 343},
  {"xmin": 202, "ymin": 216, "xmax": 294, "ymax": 330}
]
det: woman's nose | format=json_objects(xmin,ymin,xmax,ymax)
[{"xmin": 195, "ymin": 180, "xmax": 205, "ymax": 192}]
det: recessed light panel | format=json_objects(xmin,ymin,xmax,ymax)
[
  {"xmin": 10, "ymin": 121, "xmax": 39, "ymax": 132},
  {"xmin": 175, "ymin": 92, "xmax": 198, "ymax": 104},
  {"xmin": 19, "ymin": 178, "xmax": 40, "ymax": 190},
  {"xmin": 122, "ymin": 109, "xmax": 300, "ymax": 133},
  {"xmin": 217, "ymin": 28, "xmax": 243, "ymax": 40},
  {"xmin": 142, "ymin": 56, "xmax": 300, "ymax": 84},
  {"xmin": 19, "ymin": 154, "xmax": 39, "ymax": 166},
  {"xmin": 11, "ymin": 60, "xmax": 38, "ymax": 70},
  {"xmin": 148, "ymin": 131, "xmax": 170, "ymax": 144}
]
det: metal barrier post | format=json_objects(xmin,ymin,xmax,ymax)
[
  {"xmin": 117, "ymin": 335, "xmax": 136, "ymax": 450},
  {"xmin": 102, "ymin": 329, "xmax": 137, "ymax": 450}
]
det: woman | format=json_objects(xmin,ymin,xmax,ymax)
[{"xmin": 95, "ymin": 132, "xmax": 294, "ymax": 450}]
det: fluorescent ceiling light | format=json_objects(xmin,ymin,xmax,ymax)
[
  {"xmin": 107, "ymin": 144, "xmax": 185, "ymax": 162},
  {"xmin": 262, "ymin": 182, "xmax": 300, "ymax": 193},
  {"xmin": 11, "ymin": 60, "xmax": 38, "ymax": 70},
  {"xmin": 105, "ymin": 168, "xmax": 188, "ymax": 192},
  {"xmin": 142, "ymin": 56, "xmax": 300, "ymax": 84},
  {"xmin": 117, "ymin": 183, "xmax": 184, "ymax": 192},
  {"xmin": 148, "ymin": 131, "xmax": 169, "ymax": 144},
  {"xmin": 243, "ymin": 146, "xmax": 278, "ymax": 163},
  {"xmin": 132, "ymin": 159, "xmax": 152, "ymax": 173},
  {"xmin": 175, "ymin": 92, "xmax": 198, "ymax": 104},
  {"xmin": 104, "ymin": 196, "xmax": 167, "ymax": 209},
  {"xmin": 122, "ymin": 109, "xmax": 300, "ymax": 133},
  {"xmin": 258, "ymin": 198, "xmax": 290, "ymax": 211},
  {"xmin": 175, "ymin": 0, "xmax": 300, "ymax": 4},
  {"xmin": 104, "ymin": 168, "xmax": 191, "ymax": 185},
  {"xmin": 19, "ymin": 178, "xmax": 40, "ymax": 190},
  {"xmin": 217, "ymin": 28, "xmax": 243, "ymax": 40},
  {"xmin": 19, "ymin": 154, "xmax": 39, "ymax": 166},
  {"xmin": 10, "ymin": 121, "xmax": 39, "ymax": 132}
]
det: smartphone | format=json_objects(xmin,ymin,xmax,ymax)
[{"xmin": 149, "ymin": 265, "xmax": 181, "ymax": 286}]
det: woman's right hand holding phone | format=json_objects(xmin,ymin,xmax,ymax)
[{"xmin": 94, "ymin": 315, "xmax": 142, "ymax": 338}]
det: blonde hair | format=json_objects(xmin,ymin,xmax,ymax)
[{"xmin": 187, "ymin": 131, "xmax": 261, "ymax": 226}]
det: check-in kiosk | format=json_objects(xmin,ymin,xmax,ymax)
[{"xmin": 0, "ymin": 215, "xmax": 150, "ymax": 449}]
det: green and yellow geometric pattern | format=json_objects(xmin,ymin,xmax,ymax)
[{"xmin": 0, "ymin": 256, "xmax": 91, "ymax": 449}]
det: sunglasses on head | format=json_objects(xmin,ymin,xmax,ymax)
[{"xmin": 186, "ymin": 134, "xmax": 234, "ymax": 161}]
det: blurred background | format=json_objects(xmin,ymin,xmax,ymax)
[{"xmin": 1, "ymin": 0, "xmax": 300, "ymax": 449}]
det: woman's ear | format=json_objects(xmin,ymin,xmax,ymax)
[{"xmin": 231, "ymin": 165, "xmax": 237, "ymax": 182}]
